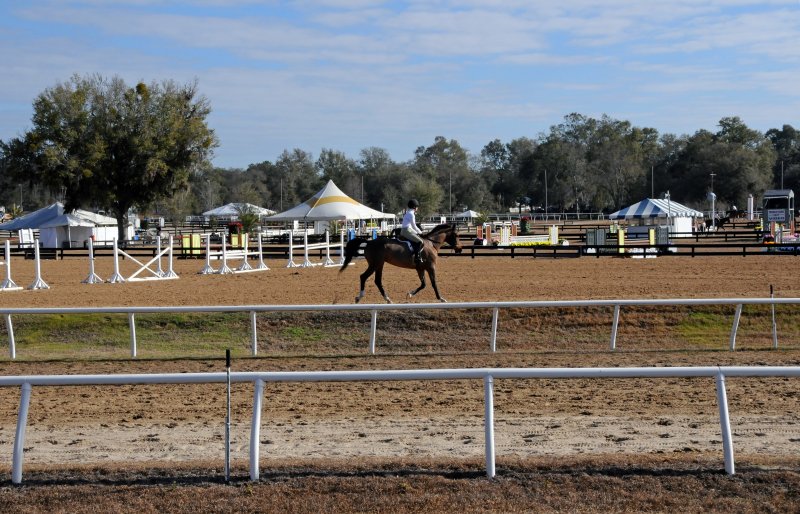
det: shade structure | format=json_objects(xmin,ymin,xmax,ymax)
[
  {"xmin": 0, "ymin": 203, "xmax": 120, "ymax": 230},
  {"xmin": 609, "ymin": 198, "xmax": 703, "ymax": 220},
  {"xmin": 455, "ymin": 209, "xmax": 480, "ymax": 219},
  {"xmin": 266, "ymin": 180, "xmax": 395, "ymax": 221},
  {"xmin": 202, "ymin": 203, "xmax": 275, "ymax": 217},
  {"xmin": 0, "ymin": 202, "xmax": 131, "ymax": 248}
]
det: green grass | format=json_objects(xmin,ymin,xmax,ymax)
[{"xmin": 7, "ymin": 312, "xmax": 254, "ymax": 360}]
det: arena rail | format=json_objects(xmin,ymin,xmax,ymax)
[
  {"xmin": 1, "ymin": 298, "xmax": 797, "ymax": 360},
  {"xmin": 3, "ymin": 365, "xmax": 799, "ymax": 484}
]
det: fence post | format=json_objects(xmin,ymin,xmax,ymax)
[
  {"xmin": 729, "ymin": 304, "xmax": 742, "ymax": 351},
  {"xmin": 369, "ymin": 310, "xmax": 378, "ymax": 354},
  {"xmin": 490, "ymin": 308, "xmax": 499, "ymax": 352},
  {"xmin": 12, "ymin": 382, "xmax": 32, "ymax": 484},
  {"xmin": 610, "ymin": 305, "xmax": 620, "ymax": 351},
  {"xmin": 771, "ymin": 285, "xmax": 778, "ymax": 349},
  {"xmin": 129, "ymin": 313, "xmax": 137, "ymax": 358},
  {"xmin": 250, "ymin": 378, "xmax": 265, "ymax": 481},
  {"xmin": 483, "ymin": 375, "xmax": 496, "ymax": 478},
  {"xmin": 715, "ymin": 371, "xmax": 735, "ymax": 475},
  {"xmin": 5, "ymin": 314, "xmax": 15, "ymax": 360},
  {"xmin": 251, "ymin": 311, "xmax": 258, "ymax": 356}
]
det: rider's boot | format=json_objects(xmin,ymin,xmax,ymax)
[{"xmin": 413, "ymin": 243, "xmax": 425, "ymax": 264}]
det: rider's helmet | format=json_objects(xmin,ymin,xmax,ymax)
[{"xmin": 408, "ymin": 199, "xmax": 419, "ymax": 209}]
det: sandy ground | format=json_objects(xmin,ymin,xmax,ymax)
[{"xmin": 1, "ymin": 252, "xmax": 799, "ymax": 474}]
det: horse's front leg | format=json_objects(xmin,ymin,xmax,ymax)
[
  {"xmin": 428, "ymin": 268, "xmax": 446, "ymax": 302},
  {"xmin": 407, "ymin": 267, "xmax": 426, "ymax": 299},
  {"xmin": 374, "ymin": 265, "xmax": 392, "ymax": 303}
]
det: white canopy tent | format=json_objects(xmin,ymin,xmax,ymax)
[
  {"xmin": 455, "ymin": 209, "xmax": 480, "ymax": 219},
  {"xmin": 202, "ymin": 203, "xmax": 275, "ymax": 217},
  {"xmin": 0, "ymin": 203, "xmax": 132, "ymax": 248},
  {"xmin": 609, "ymin": 198, "xmax": 704, "ymax": 237}
]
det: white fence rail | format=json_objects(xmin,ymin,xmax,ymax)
[
  {"xmin": 3, "ymin": 365, "xmax": 799, "ymax": 484},
  {"xmin": 1, "ymin": 298, "xmax": 797, "ymax": 359}
]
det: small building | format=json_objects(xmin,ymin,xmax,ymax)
[{"xmin": 761, "ymin": 189, "xmax": 795, "ymax": 233}]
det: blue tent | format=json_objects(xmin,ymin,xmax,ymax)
[{"xmin": 609, "ymin": 198, "xmax": 703, "ymax": 220}]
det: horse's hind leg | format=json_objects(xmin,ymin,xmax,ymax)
[
  {"xmin": 407, "ymin": 268, "xmax": 426, "ymax": 299},
  {"xmin": 356, "ymin": 264, "xmax": 375, "ymax": 303},
  {"xmin": 374, "ymin": 263, "xmax": 392, "ymax": 303}
]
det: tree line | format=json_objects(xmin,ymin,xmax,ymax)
[{"xmin": 2, "ymin": 75, "xmax": 799, "ymax": 237}]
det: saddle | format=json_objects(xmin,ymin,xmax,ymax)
[{"xmin": 390, "ymin": 231, "xmax": 424, "ymax": 260}]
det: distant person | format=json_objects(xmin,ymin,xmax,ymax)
[{"xmin": 401, "ymin": 199, "xmax": 425, "ymax": 264}]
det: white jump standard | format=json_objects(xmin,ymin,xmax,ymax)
[
  {"xmin": 1, "ymin": 240, "xmax": 22, "ymax": 292},
  {"xmin": 27, "ymin": 240, "xmax": 50, "ymax": 290},
  {"xmin": 82, "ymin": 238, "xmax": 103, "ymax": 284}
]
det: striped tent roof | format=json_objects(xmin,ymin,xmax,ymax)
[
  {"xmin": 609, "ymin": 198, "xmax": 704, "ymax": 220},
  {"xmin": 266, "ymin": 180, "xmax": 395, "ymax": 221}
]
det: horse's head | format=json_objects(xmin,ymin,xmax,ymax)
[{"xmin": 445, "ymin": 225, "xmax": 463, "ymax": 254}]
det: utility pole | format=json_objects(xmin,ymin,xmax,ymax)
[{"xmin": 651, "ymin": 165, "xmax": 654, "ymax": 198}]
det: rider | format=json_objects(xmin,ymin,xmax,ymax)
[{"xmin": 401, "ymin": 199, "xmax": 425, "ymax": 264}]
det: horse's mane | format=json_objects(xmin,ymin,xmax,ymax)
[{"xmin": 426, "ymin": 223, "xmax": 453, "ymax": 235}]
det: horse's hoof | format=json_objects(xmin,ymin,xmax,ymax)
[
  {"xmin": 355, "ymin": 297, "xmax": 361, "ymax": 303},
  {"xmin": 407, "ymin": 290, "xmax": 415, "ymax": 298},
  {"xmin": 439, "ymin": 298, "xmax": 448, "ymax": 303},
  {"xmin": 385, "ymin": 297, "xmax": 393, "ymax": 304}
]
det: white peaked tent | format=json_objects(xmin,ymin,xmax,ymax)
[
  {"xmin": 202, "ymin": 203, "xmax": 275, "ymax": 217},
  {"xmin": 455, "ymin": 209, "xmax": 480, "ymax": 219},
  {"xmin": 0, "ymin": 202, "xmax": 132, "ymax": 248},
  {"xmin": 267, "ymin": 180, "xmax": 395, "ymax": 222},
  {"xmin": 609, "ymin": 198, "xmax": 704, "ymax": 237}
]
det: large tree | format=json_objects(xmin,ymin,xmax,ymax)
[{"xmin": 2, "ymin": 74, "xmax": 217, "ymax": 239}]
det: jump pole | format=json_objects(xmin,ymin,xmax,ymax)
[{"xmin": 1, "ymin": 240, "xmax": 22, "ymax": 291}]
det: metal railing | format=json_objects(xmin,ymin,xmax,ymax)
[
  {"xmin": 1, "ymin": 298, "xmax": 796, "ymax": 359},
  {"xmin": 3, "ymin": 365, "xmax": 799, "ymax": 483}
]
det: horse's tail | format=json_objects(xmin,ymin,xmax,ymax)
[{"xmin": 339, "ymin": 237, "xmax": 367, "ymax": 273}]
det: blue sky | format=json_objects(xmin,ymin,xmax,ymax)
[{"xmin": 1, "ymin": 1, "xmax": 799, "ymax": 169}]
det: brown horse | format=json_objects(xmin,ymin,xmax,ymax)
[{"xmin": 339, "ymin": 224, "xmax": 462, "ymax": 303}]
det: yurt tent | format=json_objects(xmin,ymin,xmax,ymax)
[
  {"xmin": 609, "ymin": 198, "xmax": 704, "ymax": 237},
  {"xmin": 0, "ymin": 203, "xmax": 132, "ymax": 248}
]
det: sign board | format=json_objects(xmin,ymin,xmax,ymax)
[{"xmin": 767, "ymin": 209, "xmax": 786, "ymax": 222}]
